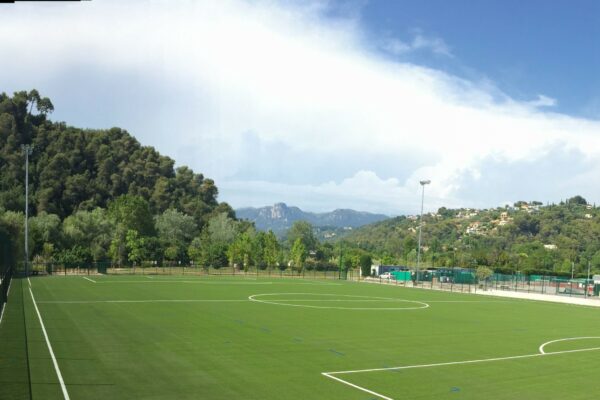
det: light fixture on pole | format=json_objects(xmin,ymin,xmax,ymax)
[
  {"xmin": 416, "ymin": 180, "xmax": 430, "ymax": 285},
  {"xmin": 22, "ymin": 144, "xmax": 34, "ymax": 277}
]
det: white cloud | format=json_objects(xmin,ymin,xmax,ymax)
[
  {"xmin": 1, "ymin": 0, "xmax": 600, "ymax": 214},
  {"xmin": 381, "ymin": 33, "xmax": 453, "ymax": 57},
  {"xmin": 527, "ymin": 94, "xmax": 557, "ymax": 108},
  {"xmin": 221, "ymin": 170, "xmax": 437, "ymax": 215}
]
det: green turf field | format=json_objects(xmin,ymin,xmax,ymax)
[{"xmin": 2, "ymin": 274, "xmax": 600, "ymax": 400}]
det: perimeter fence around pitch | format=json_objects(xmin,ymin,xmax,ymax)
[
  {"xmin": 368, "ymin": 269, "xmax": 599, "ymax": 299},
  {"xmin": 26, "ymin": 261, "xmax": 361, "ymax": 281}
]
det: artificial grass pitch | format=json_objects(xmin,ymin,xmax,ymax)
[{"xmin": 2, "ymin": 275, "xmax": 600, "ymax": 400}]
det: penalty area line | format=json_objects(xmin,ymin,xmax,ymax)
[
  {"xmin": 82, "ymin": 276, "xmax": 96, "ymax": 283},
  {"xmin": 322, "ymin": 373, "xmax": 393, "ymax": 400},
  {"xmin": 323, "ymin": 338, "xmax": 600, "ymax": 400},
  {"xmin": 29, "ymin": 286, "xmax": 71, "ymax": 400}
]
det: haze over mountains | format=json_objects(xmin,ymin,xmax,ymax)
[{"xmin": 236, "ymin": 203, "xmax": 389, "ymax": 234}]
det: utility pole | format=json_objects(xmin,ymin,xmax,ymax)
[
  {"xmin": 22, "ymin": 144, "xmax": 34, "ymax": 277},
  {"xmin": 416, "ymin": 180, "xmax": 431, "ymax": 285}
]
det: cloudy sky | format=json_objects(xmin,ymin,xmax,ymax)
[{"xmin": 1, "ymin": 0, "xmax": 600, "ymax": 215}]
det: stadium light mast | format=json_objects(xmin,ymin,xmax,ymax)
[
  {"xmin": 22, "ymin": 144, "xmax": 34, "ymax": 276},
  {"xmin": 416, "ymin": 180, "xmax": 430, "ymax": 285}
]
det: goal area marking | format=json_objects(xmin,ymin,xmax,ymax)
[{"xmin": 322, "ymin": 336, "xmax": 600, "ymax": 400}]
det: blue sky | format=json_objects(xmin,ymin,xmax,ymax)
[
  {"xmin": 357, "ymin": 0, "xmax": 600, "ymax": 119},
  {"xmin": 1, "ymin": 0, "xmax": 600, "ymax": 215}
]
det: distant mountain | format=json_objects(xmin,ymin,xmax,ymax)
[{"xmin": 236, "ymin": 203, "xmax": 389, "ymax": 234}]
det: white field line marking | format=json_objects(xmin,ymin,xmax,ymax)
[
  {"xmin": 0, "ymin": 279, "xmax": 11, "ymax": 325},
  {"xmin": 322, "ymin": 372, "xmax": 393, "ymax": 400},
  {"xmin": 322, "ymin": 338, "xmax": 600, "ymax": 400},
  {"xmin": 0, "ymin": 302, "xmax": 5, "ymax": 326},
  {"xmin": 37, "ymin": 299, "xmax": 249, "ymax": 304},
  {"xmin": 257, "ymin": 299, "xmax": 511, "ymax": 303},
  {"xmin": 94, "ymin": 280, "xmax": 273, "ymax": 285},
  {"xmin": 325, "ymin": 346, "xmax": 600, "ymax": 375},
  {"xmin": 29, "ymin": 286, "xmax": 71, "ymax": 400},
  {"xmin": 422, "ymin": 300, "xmax": 514, "ymax": 303},
  {"xmin": 146, "ymin": 275, "xmax": 153, "ymax": 279},
  {"xmin": 82, "ymin": 276, "xmax": 96, "ymax": 283},
  {"xmin": 28, "ymin": 277, "xmax": 31, "ymax": 287},
  {"xmin": 256, "ymin": 299, "xmax": 418, "ymax": 302},
  {"xmin": 538, "ymin": 336, "xmax": 600, "ymax": 354},
  {"xmin": 249, "ymin": 293, "xmax": 429, "ymax": 310}
]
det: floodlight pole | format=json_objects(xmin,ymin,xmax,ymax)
[
  {"xmin": 416, "ymin": 180, "xmax": 430, "ymax": 286},
  {"xmin": 22, "ymin": 144, "xmax": 34, "ymax": 276}
]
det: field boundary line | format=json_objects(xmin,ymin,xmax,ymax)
[
  {"xmin": 38, "ymin": 299, "xmax": 249, "ymax": 304},
  {"xmin": 93, "ymin": 280, "xmax": 273, "ymax": 285},
  {"xmin": 29, "ymin": 286, "xmax": 71, "ymax": 400},
  {"xmin": 0, "ymin": 301, "xmax": 5, "ymax": 326},
  {"xmin": 82, "ymin": 276, "xmax": 96, "ymax": 283},
  {"xmin": 0, "ymin": 279, "xmax": 12, "ymax": 326},
  {"xmin": 322, "ymin": 372, "xmax": 393, "ymax": 400}
]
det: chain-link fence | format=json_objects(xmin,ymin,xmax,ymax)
[
  {"xmin": 367, "ymin": 269, "xmax": 598, "ymax": 298},
  {"xmin": 28, "ymin": 261, "xmax": 361, "ymax": 281}
]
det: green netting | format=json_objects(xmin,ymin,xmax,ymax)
[{"xmin": 391, "ymin": 271, "xmax": 412, "ymax": 281}]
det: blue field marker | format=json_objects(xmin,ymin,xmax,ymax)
[{"xmin": 329, "ymin": 349, "xmax": 345, "ymax": 357}]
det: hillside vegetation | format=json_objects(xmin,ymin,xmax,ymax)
[
  {"xmin": 341, "ymin": 196, "xmax": 600, "ymax": 276},
  {"xmin": 0, "ymin": 90, "xmax": 341, "ymax": 273},
  {"xmin": 2, "ymin": 90, "xmax": 599, "ymax": 278},
  {"xmin": 0, "ymin": 90, "xmax": 238, "ymax": 267}
]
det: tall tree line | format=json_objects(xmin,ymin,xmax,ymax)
[{"xmin": 0, "ymin": 90, "xmax": 350, "ymax": 272}]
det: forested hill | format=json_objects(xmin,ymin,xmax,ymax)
[
  {"xmin": 0, "ymin": 90, "xmax": 232, "ymax": 223},
  {"xmin": 339, "ymin": 196, "xmax": 600, "ymax": 276}
]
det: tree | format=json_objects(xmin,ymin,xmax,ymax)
[
  {"xmin": 286, "ymin": 221, "xmax": 317, "ymax": 250},
  {"xmin": 125, "ymin": 230, "xmax": 155, "ymax": 265},
  {"xmin": 359, "ymin": 254, "xmax": 372, "ymax": 277},
  {"xmin": 475, "ymin": 266, "xmax": 493, "ymax": 282},
  {"xmin": 188, "ymin": 213, "xmax": 239, "ymax": 269},
  {"xmin": 29, "ymin": 212, "xmax": 61, "ymax": 257},
  {"xmin": 290, "ymin": 238, "xmax": 307, "ymax": 272},
  {"xmin": 188, "ymin": 234, "xmax": 228, "ymax": 269},
  {"xmin": 109, "ymin": 195, "xmax": 155, "ymax": 236},
  {"xmin": 227, "ymin": 232, "xmax": 254, "ymax": 270},
  {"xmin": 206, "ymin": 212, "xmax": 238, "ymax": 244},
  {"xmin": 55, "ymin": 245, "xmax": 92, "ymax": 266},
  {"xmin": 263, "ymin": 230, "xmax": 280, "ymax": 269},
  {"xmin": 62, "ymin": 208, "xmax": 114, "ymax": 261},
  {"xmin": 402, "ymin": 236, "xmax": 417, "ymax": 261},
  {"xmin": 155, "ymin": 209, "xmax": 198, "ymax": 262},
  {"xmin": 568, "ymin": 195, "xmax": 587, "ymax": 206}
]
